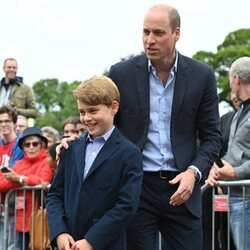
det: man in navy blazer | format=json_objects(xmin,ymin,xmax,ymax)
[
  {"xmin": 108, "ymin": 4, "xmax": 222, "ymax": 250},
  {"xmin": 46, "ymin": 76, "xmax": 143, "ymax": 250}
]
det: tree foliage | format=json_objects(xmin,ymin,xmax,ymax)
[
  {"xmin": 193, "ymin": 29, "xmax": 250, "ymax": 104},
  {"xmin": 33, "ymin": 79, "xmax": 80, "ymax": 131}
]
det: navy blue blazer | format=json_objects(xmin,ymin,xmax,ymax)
[
  {"xmin": 46, "ymin": 127, "xmax": 143, "ymax": 250},
  {"xmin": 108, "ymin": 53, "xmax": 222, "ymax": 217}
]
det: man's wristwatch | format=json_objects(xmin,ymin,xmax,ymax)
[
  {"xmin": 188, "ymin": 167, "xmax": 200, "ymax": 184},
  {"xmin": 193, "ymin": 169, "xmax": 200, "ymax": 184}
]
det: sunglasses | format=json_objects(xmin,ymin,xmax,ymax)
[{"xmin": 22, "ymin": 141, "xmax": 41, "ymax": 148}]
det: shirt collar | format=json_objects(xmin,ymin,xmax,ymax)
[
  {"xmin": 86, "ymin": 125, "xmax": 115, "ymax": 143},
  {"xmin": 147, "ymin": 50, "xmax": 178, "ymax": 73},
  {"xmin": 241, "ymin": 98, "xmax": 250, "ymax": 109}
]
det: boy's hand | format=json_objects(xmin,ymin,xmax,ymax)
[
  {"xmin": 71, "ymin": 239, "xmax": 94, "ymax": 250},
  {"xmin": 56, "ymin": 135, "xmax": 78, "ymax": 161},
  {"xmin": 56, "ymin": 233, "xmax": 75, "ymax": 250}
]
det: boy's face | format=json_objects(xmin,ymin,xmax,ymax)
[{"xmin": 77, "ymin": 100, "xmax": 118, "ymax": 140}]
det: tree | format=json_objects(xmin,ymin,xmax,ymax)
[
  {"xmin": 33, "ymin": 79, "xmax": 80, "ymax": 131},
  {"xmin": 193, "ymin": 29, "xmax": 250, "ymax": 104},
  {"xmin": 33, "ymin": 79, "xmax": 60, "ymax": 112}
]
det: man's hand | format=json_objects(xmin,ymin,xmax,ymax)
[
  {"xmin": 56, "ymin": 233, "xmax": 75, "ymax": 250},
  {"xmin": 205, "ymin": 163, "xmax": 219, "ymax": 186},
  {"xmin": 71, "ymin": 239, "xmax": 94, "ymax": 250},
  {"xmin": 206, "ymin": 160, "xmax": 236, "ymax": 186},
  {"xmin": 217, "ymin": 160, "xmax": 236, "ymax": 180},
  {"xmin": 169, "ymin": 169, "xmax": 196, "ymax": 206},
  {"xmin": 56, "ymin": 135, "xmax": 78, "ymax": 161}
]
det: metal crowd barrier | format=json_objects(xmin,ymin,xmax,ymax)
[
  {"xmin": 1, "ymin": 185, "xmax": 51, "ymax": 250},
  {"xmin": 3, "ymin": 181, "xmax": 249, "ymax": 250},
  {"xmin": 201, "ymin": 180, "xmax": 250, "ymax": 250}
]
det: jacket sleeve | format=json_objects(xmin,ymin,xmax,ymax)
[
  {"xmin": 0, "ymin": 170, "xmax": 20, "ymax": 193},
  {"xmin": 46, "ymin": 151, "xmax": 70, "ymax": 246},
  {"xmin": 17, "ymin": 84, "xmax": 38, "ymax": 118}
]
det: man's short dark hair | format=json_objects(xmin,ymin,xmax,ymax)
[{"xmin": 0, "ymin": 105, "xmax": 18, "ymax": 124}]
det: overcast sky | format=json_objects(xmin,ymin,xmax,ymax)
[{"xmin": 1, "ymin": 0, "xmax": 249, "ymax": 87}]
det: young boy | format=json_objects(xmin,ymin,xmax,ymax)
[{"xmin": 46, "ymin": 76, "xmax": 143, "ymax": 250}]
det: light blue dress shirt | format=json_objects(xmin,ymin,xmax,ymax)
[
  {"xmin": 84, "ymin": 126, "xmax": 115, "ymax": 179},
  {"xmin": 142, "ymin": 55, "xmax": 178, "ymax": 172}
]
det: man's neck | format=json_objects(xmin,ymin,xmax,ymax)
[
  {"xmin": 151, "ymin": 56, "xmax": 176, "ymax": 85},
  {"xmin": 2, "ymin": 132, "xmax": 17, "ymax": 144},
  {"xmin": 240, "ymin": 86, "xmax": 250, "ymax": 102},
  {"xmin": 4, "ymin": 77, "xmax": 10, "ymax": 84},
  {"xmin": 151, "ymin": 50, "xmax": 176, "ymax": 72}
]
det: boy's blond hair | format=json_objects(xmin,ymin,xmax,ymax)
[{"xmin": 72, "ymin": 76, "xmax": 120, "ymax": 106}]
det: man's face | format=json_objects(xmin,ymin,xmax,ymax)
[
  {"xmin": 15, "ymin": 117, "xmax": 28, "ymax": 134},
  {"xmin": 229, "ymin": 74, "xmax": 241, "ymax": 102},
  {"xmin": 142, "ymin": 8, "xmax": 180, "ymax": 64},
  {"xmin": 3, "ymin": 60, "xmax": 18, "ymax": 81},
  {"xmin": 0, "ymin": 113, "xmax": 15, "ymax": 137}
]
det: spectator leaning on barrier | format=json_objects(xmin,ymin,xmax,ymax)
[
  {"xmin": 0, "ymin": 58, "xmax": 38, "ymax": 119},
  {"xmin": 206, "ymin": 56, "xmax": 250, "ymax": 250},
  {"xmin": 0, "ymin": 127, "xmax": 54, "ymax": 250},
  {"xmin": 0, "ymin": 105, "xmax": 24, "ymax": 250}
]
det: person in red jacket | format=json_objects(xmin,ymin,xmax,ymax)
[{"xmin": 0, "ymin": 127, "xmax": 54, "ymax": 250}]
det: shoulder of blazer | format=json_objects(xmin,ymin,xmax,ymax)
[
  {"xmin": 178, "ymin": 52, "xmax": 213, "ymax": 73},
  {"xmin": 111, "ymin": 127, "xmax": 141, "ymax": 152},
  {"xmin": 64, "ymin": 136, "xmax": 86, "ymax": 153},
  {"xmin": 111, "ymin": 54, "xmax": 147, "ymax": 70}
]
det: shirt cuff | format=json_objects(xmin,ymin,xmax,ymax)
[{"xmin": 188, "ymin": 165, "xmax": 202, "ymax": 183}]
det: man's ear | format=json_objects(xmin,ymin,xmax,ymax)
[{"xmin": 234, "ymin": 74, "xmax": 241, "ymax": 85}]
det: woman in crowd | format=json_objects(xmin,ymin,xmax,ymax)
[{"xmin": 0, "ymin": 127, "xmax": 54, "ymax": 249}]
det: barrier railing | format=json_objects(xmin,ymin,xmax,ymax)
[
  {"xmin": 202, "ymin": 180, "xmax": 250, "ymax": 250},
  {"xmin": 2, "ymin": 181, "xmax": 249, "ymax": 250},
  {"xmin": 1, "ymin": 185, "xmax": 51, "ymax": 250}
]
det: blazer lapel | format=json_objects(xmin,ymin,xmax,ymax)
[
  {"xmin": 84, "ymin": 128, "xmax": 121, "ymax": 180},
  {"xmin": 135, "ymin": 55, "xmax": 150, "ymax": 118},
  {"xmin": 171, "ymin": 53, "xmax": 189, "ymax": 123},
  {"xmin": 74, "ymin": 137, "xmax": 88, "ymax": 183}
]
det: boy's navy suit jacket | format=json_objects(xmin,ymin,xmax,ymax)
[{"xmin": 46, "ymin": 127, "xmax": 143, "ymax": 250}]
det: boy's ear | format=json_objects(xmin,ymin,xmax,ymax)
[{"xmin": 111, "ymin": 101, "xmax": 119, "ymax": 115}]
